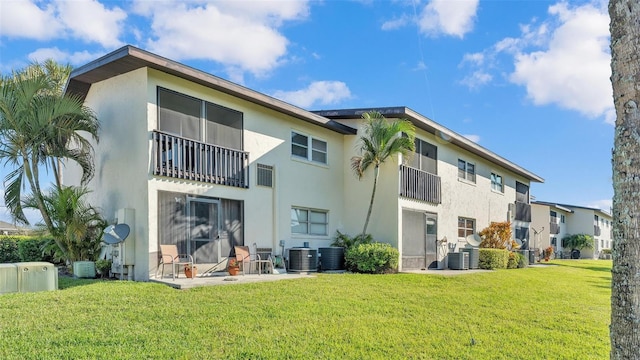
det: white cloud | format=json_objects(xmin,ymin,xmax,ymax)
[
  {"xmin": 272, "ymin": 81, "xmax": 352, "ymax": 109},
  {"xmin": 460, "ymin": 1, "xmax": 613, "ymax": 123},
  {"xmin": 134, "ymin": 1, "xmax": 309, "ymax": 78},
  {"xmin": 382, "ymin": 15, "xmax": 410, "ymax": 31},
  {"xmin": 55, "ymin": 0, "xmax": 127, "ymax": 48},
  {"xmin": 462, "ymin": 134, "xmax": 480, "ymax": 143},
  {"xmin": 0, "ymin": 0, "xmax": 125, "ymax": 47},
  {"xmin": 586, "ymin": 199, "xmax": 612, "ymax": 212},
  {"xmin": 418, "ymin": 0, "xmax": 479, "ymax": 38},
  {"xmin": 460, "ymin": 70, "xmax": 492, "ymax": 89},
  {"xmin": 28, "ymin": 47, "xmax": 99, "ymax": 65},
  {"xmin": 0, "ymin": 0, "xmax": 63, "ymax": 40},
  {"xmin": 510, "ymin": 2, "xmax": 612, "ymax": 120}
]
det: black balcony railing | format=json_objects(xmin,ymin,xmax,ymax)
[
  {"xmin": 152, "ymin": 130, "xmax": 249, "ymax": 188},
  {"xmin": 399, "ymin": 165, "xmax": 441, "ymax": 204}
]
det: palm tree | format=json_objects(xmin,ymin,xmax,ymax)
[
  {"xmin": 0, "ymin": 61, "xmax": 99, "ymax": 256},
  {"xmin": 24, "ymin": 186, "xmax": 106, "ymax": 263},
  {"xmin": 609, "ymin": 0, "xmax": 640, "ymax": 357},
  {"xmin": 351, "ymin": 111, "xmax": 416, "ymax": 235},
  {"xmin": 561, "ymin": 234, "xmax": 593, "ymax": 258}
]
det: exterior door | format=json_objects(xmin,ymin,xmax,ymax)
[
  {"xmin": 402, "ymin": 210, "xmax": 438, "ymax": 270},
  {"xmin": 188, "ymin": 197, "xmax": 221, "ymax": 263}
]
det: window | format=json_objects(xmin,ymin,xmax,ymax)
[
  {"xmin": 409, "ymin": 138, "xmax": 437, "ymax": 174},
  {"xmin": 458, "ymin": 159, "xmax": 476, "ymax": 183},
  {"xmin": 516, "ymin": 182, "xmax": 529, "ymax": 203},
  {"xmin": 491, "ymin": 173, "xmax": 503, "ymax": 192},
  {"xmin": 291, "ymin": 207, "xmax": 328, "ymax": 235},
  {"xmin": 458, "ymin": 217, "xmax": 475, "ymax": 238},
  {"xmin": 551, "ymin": 237, "xmax": 557, "ymax": 246},
  {"xmin": 158, "ymin": 87, "xmax": 243, "ymax": 150},
  {"xmin": 561, "ymin": 214, "xmax": 566, "ymax": 223},
  {"xmin": 256, "ymin": 164, "xmax": 273, "ymax": 187},
  {"xmin": 291, "ymin": 131, "xmax": 327, "ymax": 164}
]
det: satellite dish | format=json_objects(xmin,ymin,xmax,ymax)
[
  {"xmin": 465, "ymin": 233, "xmax": 482, "ymax": 247},
  {"xmin": 103, "ymin": 224, "xmax": 130, "ymax": 244}
]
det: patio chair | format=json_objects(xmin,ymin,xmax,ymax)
[
  {"xmin": 157, "ymin": 244, "xmax": 194, "ymax": 280},
  {"xmin": 234, "ymin": 246, "xmax": 256, "ymax": 275},
  {"xmin": 252, "ymin": 243, "xmax": 274, "ymax": 275}
]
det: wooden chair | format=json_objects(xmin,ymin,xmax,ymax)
[{"xmin": 157, "ymin": 244, "xmax": 194, "ymax": 280}]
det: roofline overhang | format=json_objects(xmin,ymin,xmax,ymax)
[
  {"xmin": 65, "ymin": 45, "xmax": 356, "ymax": 135},
  {"xmin": 313, "ymin": 107, "xmax": 544, "ymax": 183},
  {"xmin": 533, "ymin": 201, "xmax": 611, "ymax": 216}
]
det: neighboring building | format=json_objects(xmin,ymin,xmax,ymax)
[
  {"xmin": 63, "ymin": 46, "xmax": 543, "ymax": 281},
  {"xmin": 0, "ymin": 220, "xmax": 25, "ymax": 235},
  {"xmin": 531, "ymin": 202, "xmax": 612, "ymax": 259}
]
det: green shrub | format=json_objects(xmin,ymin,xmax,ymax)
[
  {"xmin": 95, "ymin": 259, "xmax": 112, "ymax": 278},
  {"xmin": 0, "ymin": 236, "xmax": 20, "ymax": 263},
  {"xmin": 506, "ymin": 252, "xmax": 528, "ymax": 269},
  {"xmin": 17, "ymin": 237, "xmax": 49, "ymax": 262},
  {"xmin": 345, "ymin": 242, "xmax": 398, "ymax": 274},
  {"xmin": 0, "ymin": 235, "xmax": 59, "ymax": 263},
  {"xmin": 517, "ymin": 252, "xmax": 528, "ymax": 268},
  {"xmin": 331, "ymin": 230, "xmax": 372, "ymax": 250},
  {"xmin": 602, "ymin": 248, "xmax": 612, "ymax": 255},
  {"xmin": 507, "ymin": 252, "xmax": 518, "ymax": 269},
  {"xmin": 479, "ymin": 248, "xmax": 509, "ymax": 269}
]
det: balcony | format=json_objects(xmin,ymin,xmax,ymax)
[
  {"xmin": 152, "ymin": 130, "xmax": 249, "ymax": 188},
  {"xmin": 515, "ymin": 201, "xmax": 531, "ymax": 222},
  {"xmin": 399, "ymin": 165, "xmax": 441, "ymax": 204},
  {"xmin": 594, "ymin": 225, "xmax": 601, "ymax": 236},
  {"xmin": 550, "ymin": 222, "xmax": 560, "ymax": 235}
]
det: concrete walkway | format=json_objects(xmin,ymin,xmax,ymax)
[{"xmin": 151, "ymin": 271, "xmax": 316, "ymax": 289}]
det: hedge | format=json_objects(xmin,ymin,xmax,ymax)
[
  {"xmin": 479, "ymin": 248, "xmax": 509, "ymax": 269},
  {"xmin": 0, "ymin": 235, "xmax": 54, "ymax": 263}
]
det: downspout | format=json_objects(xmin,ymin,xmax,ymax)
[{"xmin": 272, "ymin": 165, "xmax": 279, "ymax": 256}]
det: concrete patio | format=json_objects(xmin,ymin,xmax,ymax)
[{"xmin": 151, "ymin": 271, "xmax": 316, "ymax": 289}]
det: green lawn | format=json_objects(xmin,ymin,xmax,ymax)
[{"xmin": 0, "ymin": 260, "xmax": 611, "ymax": 359}]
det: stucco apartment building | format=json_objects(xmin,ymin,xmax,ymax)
[
  {"xmin": 531, "ymin": 201, "xmax": 612, "ymax": 259},
  {"xmin": 63, "ymin": 46, "xmax": 543, "ymax": 281}
]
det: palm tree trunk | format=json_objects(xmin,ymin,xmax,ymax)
[
  {"xmin": 610, "ymin": 0, "xmax": 640, "ymax": 358},
  {"xmin": 51, "ymin": 157, "xmax": 62, "ymax": 189},
  {"xmin": 24, "ymin": 155, "xmax": 68, "ymax": 259},
  {"xmin": 362, "ymin": 165, "xmax": 379, "ymax": 235}
]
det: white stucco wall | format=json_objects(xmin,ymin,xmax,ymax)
[
  {"xmin": 339, "ymin": 122, "xmax": 533, "ymax": 270},
  {"xmin": 64, "ymin": 68, "xmax": 151, "ymax": 281},
  {"xmin": 531, "ymin": 203, "xmax": 551, "ymax": 250}
]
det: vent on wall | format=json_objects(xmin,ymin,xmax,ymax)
[{"xmin": 257, "ymin": 164, "xmax": 273, "ymax": 187}]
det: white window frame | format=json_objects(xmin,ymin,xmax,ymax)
[
  {"xmin": 457, "ymin": 217, "xmax": 475, "ymax": 238},
  {"xmin": 291, "ymin": 207, "xmax": 328, "ymax": 236},
  {"xmin": 291, "ymin": 130, "xmax": 328, "ymax": 165},
  {"xmin": 458, "ymin": 159, "xmax": 476, "ymax": 183},
  {"xmin": 490, "ymin": 172, "xmax": 503, "ymax": 193}
]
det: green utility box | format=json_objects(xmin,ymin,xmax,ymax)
[
  {"xmin": 15, "ymin": 262, "xmax": 58, "ymax": 293},
  {"xmin": 0, "ymin": 263, "xmax": 18, "ymax": 294},
  {"xmin": 73, "ymin": 261, "xmax": 96, "ymax": 278}
]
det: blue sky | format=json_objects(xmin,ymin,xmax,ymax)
[{"xmin": 0, "ymin": 0, "xmax": 613, "ymax": 225}]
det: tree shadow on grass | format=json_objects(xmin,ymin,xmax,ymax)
[
  {"xmin": 58, "ymin": 275, "xmax": 108, "ymax": 290},
  {"xmin": 550, "ymin": 261, "xmax": 612, "ymax": 274}
]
